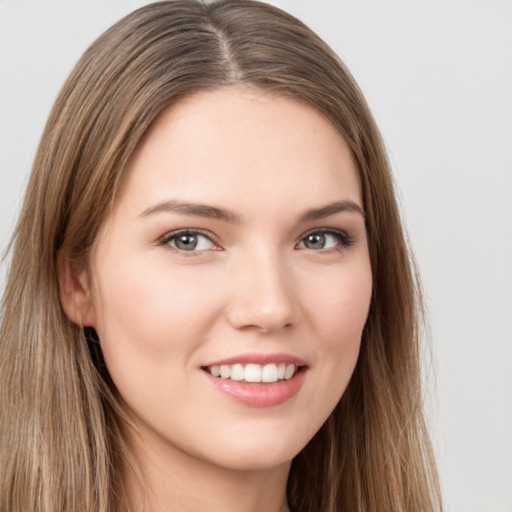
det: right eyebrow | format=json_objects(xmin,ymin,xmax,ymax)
[{"xmin": 138, "ymin": 199, "xmax": 240, "ymax": 223}]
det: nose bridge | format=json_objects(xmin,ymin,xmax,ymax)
[{"xmin": 227, "ymin": 243, "xmax": 296, "ymax": 332}]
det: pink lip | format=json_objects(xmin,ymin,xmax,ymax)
[
  {"xmin": 200, "ymin": 353, "xmax": 308, "ymax": 408},
  {"xmin": 203, "ymin": 352, "xmax": 308, "ymax": 367},
  {"xmin": 202, "ymin": 368, "xmax": 306, "ymax": 407}
]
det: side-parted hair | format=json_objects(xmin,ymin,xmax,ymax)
[{"xmin": 0, "ymin": 1, "xmax": 443, "ymax": 511}]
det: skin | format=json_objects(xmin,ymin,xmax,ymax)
[{"xmin": 61, "ymin": 87, "xmax": 373, "ymax": 512}]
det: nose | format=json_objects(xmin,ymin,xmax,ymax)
[{"xmin": 226, "ymin": 249, "xmax": 297, "ymax": 333}]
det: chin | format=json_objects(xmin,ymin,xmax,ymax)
[
  {"xmin": 210, "ymin": 449, "xmax": 296, "ymax": 473},
  {"xmin": 199, "ymin": 425, "xmax": 312, "ymax": 472}
]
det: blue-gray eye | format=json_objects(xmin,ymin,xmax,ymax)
[
  {"xmin": 163, "ymin": 231, "xmax": 215, "ymax": 252},
  {"xmin": 298, "ymin": 230, "xmax": 351, "ymax": 250}
]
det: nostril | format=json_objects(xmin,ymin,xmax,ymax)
[{"xmin": 226, "ymin": 300, "xmax": 296, "ymax": 332}]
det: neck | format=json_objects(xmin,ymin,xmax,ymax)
[{"xmin": 121, "ymin": 425, "xmax": 291, "ymax": 512}]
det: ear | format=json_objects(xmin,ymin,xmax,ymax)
[{"xmin": 57, "ymin": 248, "xmax": 96, "ymax": 327}]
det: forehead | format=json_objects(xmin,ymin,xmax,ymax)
[{"xmin": 116, "ymin": 87, "xmax": 362, "ymax": 218}]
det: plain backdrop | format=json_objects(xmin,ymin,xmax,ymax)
[{"xmin": 1, "ymin": 1, "xmax": 511, "ymax": 511}]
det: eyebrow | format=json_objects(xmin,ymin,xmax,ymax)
[
  {"xmin": 299, "ymin": 200, "xmax": 365, "ymax": 222},
  {"xmin": 139, "ymin": 199, "xmax": 240, "ymax": 222},
  {"xmin": 139, "ymin": 199, "xmax": 364, "ymax": 222}
]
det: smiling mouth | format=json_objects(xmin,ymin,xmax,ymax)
[{"xmin": 202, "ymin": 363, "xmax": 303, "ymax": 383}]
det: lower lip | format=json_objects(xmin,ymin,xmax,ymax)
[{"xmin": 202, "ymin": 369, "xmax": 306, "ymax": 407}]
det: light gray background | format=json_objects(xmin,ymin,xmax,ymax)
[{"xmin": 1, "ymin": 1, "xmax": 511, "ymax": 511}]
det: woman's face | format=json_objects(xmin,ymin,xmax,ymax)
[{"xmin": 81, "ymin": 88, "xmax": 372, "ymax": 472}]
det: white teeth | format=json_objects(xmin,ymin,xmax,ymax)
[
  {"xmin": 220, "ymin": 365, "xmax": 230, "ymax": 379},
  {"xmin": 245, "ymin": 363, "xmax": 262, "ymax": 382},
  {"xmin": 261, "ymin": 363, "xmax": 278, "ymax": 383},
  {"xmin": 231, "ymin": 363, "xmax": 245, "ymax": 381},
  {"xmin": 284, "ymin": 363, "xmax": 295, "ymax": 380},
  {"xmin": 206, "ymin": 363, "xmax": 298, "ymax": 382}
]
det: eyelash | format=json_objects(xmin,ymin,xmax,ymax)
[
  {"xmin": 297, "ymin": 228, "xmax": 354, "ymax": 252},
  {"xmin": 158, "ymin": 228, "xmax": 354, "ymax": 255},
  {"xmin": 159, "ymin": 229, "xmax": 219, "ymax": 254}
]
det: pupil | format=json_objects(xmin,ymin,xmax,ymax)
[
  {"xmin": 306, "ymin": 233, "xmax": 325, "ymax": 249},
  {"xmin": 176, "ymin": 234, "xmax": 197, "ymax": 250}
]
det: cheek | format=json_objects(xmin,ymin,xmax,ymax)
[
  {"xmin": 304, "ymin": 259, "xmax": 372, "ymax": 407},
  {"xmin": 307, "ymin": 261, "xmax": 372, "ymax": 351},
  {"xmin": 89, "ymin": 258, "xmax": 228, "ymax": 429},
  {"xmin": 90, "ymin": 257, "xmax": 224, "ymax": 362}
]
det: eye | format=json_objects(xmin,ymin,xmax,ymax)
[
  {"xmin": 160, "ymin": 229, "xmax": 218, "ymax": 252},
  {"xmin": 297, "ymin": 229, "xmax": 353, "ymax": 251}
]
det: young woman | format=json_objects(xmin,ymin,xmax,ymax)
[{"xmin": 0, "ymin": 1, "xmax": 443, "ymax": 511}]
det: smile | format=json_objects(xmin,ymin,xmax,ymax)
[
  {"xmin": 201, "ymin": 355, "xmax": 308, "ymax": 407},
  {"xmin": 204, "ymin": 363, "xmax": 299, "ymax": 383}
]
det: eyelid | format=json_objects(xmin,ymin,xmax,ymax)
[
  {"xmin": 158, "ymin": 228, "xmax": 221, "ymax": 251},
  {"xmin": 296, "ymin": 227, "xmax": 354, "ymax": 250}
]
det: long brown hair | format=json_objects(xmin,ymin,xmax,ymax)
[{"xmin": 0, "ymin": 1, "xmax": 442, "ymax": 511}]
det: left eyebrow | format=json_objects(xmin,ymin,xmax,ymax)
[{"xmin": 299, "ymin": 200, "xmax": 365, "ymax": 222}]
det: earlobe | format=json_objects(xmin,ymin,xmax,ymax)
[{"xmin": 57, "ymin": 248, "xmax": 96, "ymax": 326}]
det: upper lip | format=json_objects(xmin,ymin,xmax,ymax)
[{"xmin": 202, "ymin": 352, "xmax": 308, "ymax": 367}]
